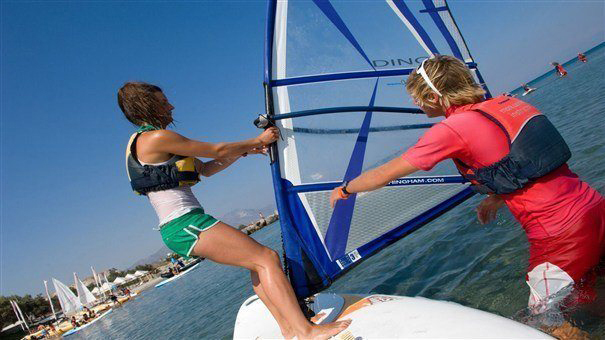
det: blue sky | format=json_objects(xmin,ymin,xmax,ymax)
[{"xmin": 1, "ymin": 1, "xmax": 603, "ymax": 296}]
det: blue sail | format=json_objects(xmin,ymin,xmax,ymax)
[{"xmin": 263, "ymin": 0, "xmax": 492, "ymax": 298}]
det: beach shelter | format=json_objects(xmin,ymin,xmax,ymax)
[
  {"xmin": 113, "ymin": 277, "xmax": 127, "ymax": 285},
  {"xmin": 134, "ymin": 270, "xmax": 148, "ymax": 277},
  {"xmin": 125, "ymin": 274, "xmax": 137, "ymax": 282},
  {"xmin": 100, "ymin": 282, "xmax": 113, "ymax": 293}
]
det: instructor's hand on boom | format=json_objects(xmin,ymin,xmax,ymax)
[
  {"xmin": 329, "ymin": 158, "xmax": 419, "ymax": 209},
  {"xmin": 330, "ymin": 186, "xmax": 350, "ymax": 208}
]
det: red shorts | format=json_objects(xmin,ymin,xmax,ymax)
[{"xmin": 526, "ymin": 199, "xmax": 605, "ymax": 311}]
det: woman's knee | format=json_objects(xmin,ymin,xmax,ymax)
[{"xmin": 252, "ymin": 247, "xmax": 281, "ymax": 271}]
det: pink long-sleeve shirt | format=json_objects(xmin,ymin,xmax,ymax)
[{"xmin": 402, "ymin": 103, "xmax": 603, "ymax": 240}]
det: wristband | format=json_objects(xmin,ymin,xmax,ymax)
[
  {"xmin": 341, "ymin": 181, "xmax": 351, "ymax": 195},
  {"xmin": 337, "ymin": 187, "xmax": 350, "ymax": 199}
]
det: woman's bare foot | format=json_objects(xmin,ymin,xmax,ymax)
[
  {"xmin": 298, "ymin": 320, "xmax": 352, "ymax": 340},
  {"xmin": 281, "ymin": 327, "xmax": 295, "ymax": 339}
]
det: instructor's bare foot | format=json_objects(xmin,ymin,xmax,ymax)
[
  {"xmin": 545, "ymin": 321, "xmax": 590, "ymax": 340},
  {"xmin": 299, "ymin": 319, "xmax": 352, "ymax": 340}
]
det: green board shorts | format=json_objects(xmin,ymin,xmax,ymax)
[{"xmin": 160, "ymin": 208, "xmax": 220, "ymax": 258}]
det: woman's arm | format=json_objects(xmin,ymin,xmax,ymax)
[
  {"xmin": 196, "ymin": 157, "xmax": 240, "ymax": 177},
  {"xmin": 330, "ymin": 157, "xmax": 419, "ymax": 207},
  {"xmin": 145, "ymin": 127, "xmax": 279, "ymax": 159},
  {"xmin": 195, "ymin": 146, "xmax": 269, "ymax": 177}
]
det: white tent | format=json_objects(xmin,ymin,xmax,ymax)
[
  {"xmin": 125, "ymin": 274, "xmax": 137, "ymax": 282},
  {"xmin": 52, "ymin": 278, "xmax": 82, "ymax": 316},
  {"xmin": 134, "ymin": 270, "xmax": 148, "ymax": 277},
  {"xmin": 113, "ymin": 277, "xmax": 127, "ymax": 285},
  {"xmin": 92, "ymin": 287, "xmax": 100, "ymax": 295},
  {"xmin": 100, "ymin": 282, "xmax": 113, "ymax": 293}
]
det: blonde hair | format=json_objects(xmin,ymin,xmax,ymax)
[{"xmin": 406, "ymin": 55, "xmax": 485, "ymax": 109}]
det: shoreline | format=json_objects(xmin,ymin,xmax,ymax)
[{"xmin": 132, "ymin": 277, "xmax": 164, "ymax": 294}]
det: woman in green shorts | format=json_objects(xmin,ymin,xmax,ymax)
[{"xmin": 118, "ymin": 82, "xmax": 350, "ymax": 339}]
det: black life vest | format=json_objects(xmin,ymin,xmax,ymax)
[
  {"xmin": 126, "ymin": 126, "xmax": 200, "ymax": 195},
  {"xmin": 454, "ymin": 96, "xmax": 571, "ymax": 195}
]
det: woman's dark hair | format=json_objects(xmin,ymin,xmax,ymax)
[{"xmin": 117, "ymin": 82, "xmax": 171, "ymax": 128}]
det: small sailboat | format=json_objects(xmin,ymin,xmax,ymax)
[
  {"xmin": 61, "ymin": 309, "xmax": 113, "ymax": 337},
  {"xmin": 234, "ymin": 0, "xmax": 551, "ymax": 338},
  {"xmin": 49, "ymin": 275, "xmax": 112, "ymax": 337},
  {"xmin": 155, "ymin": 260, "xmax": 201, "ymax": 288}
]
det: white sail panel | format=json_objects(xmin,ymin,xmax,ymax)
[
  {"xmin": 74, "ymin": 273, "xmax": 97, "ymax": 306},
  {"xmin": 52, "ymin": 278, "xmax": 82, "ymax": 316}
]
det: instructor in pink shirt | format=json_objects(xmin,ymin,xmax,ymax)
[{"xmin": 330, "ymin": 55, "xmax": 604, "ymax": 326}]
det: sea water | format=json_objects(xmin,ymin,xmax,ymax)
[{"xmin": 75, "ymin": 44, "xmax": 605, "ymax": 339}]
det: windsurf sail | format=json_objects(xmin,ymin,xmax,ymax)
[{"xmin": 264, "ymin": 0, "xmax": 492, "ymax": 298}]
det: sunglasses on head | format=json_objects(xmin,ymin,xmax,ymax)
[{"xmin": 416, "ymin": 56, "xmax": 442, "ymax": 97}]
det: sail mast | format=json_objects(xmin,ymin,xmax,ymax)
[
  {"xmin": 44, "ymin": 280, "xmax": 57, "ymax": 320},
  {"xmin": 11, "ymin": 300, "xmax": 30, "ymax": 331},
  {"xmin": 9, "ymin": 300, "xmax": 25, "ymax": 331},
  {"xmin": 91, "ymin": 266, "xmax": 106, "ymax": 298}
]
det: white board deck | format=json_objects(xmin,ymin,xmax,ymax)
[
  {"xmin": 155, "ymin": 263, "xmax": 200, "ymax": 288},
  {"xmin": 233, "ymin": 293, "xmax": 552, "ymax": 339}
]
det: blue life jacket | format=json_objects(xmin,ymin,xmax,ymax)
[{"xmin": 126, "ymin": 126, "xmax": 200, "ymax": 195}]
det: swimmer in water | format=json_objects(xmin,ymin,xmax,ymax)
[{"xmin": 552, "ymin": 62, "xmax": 568, "ymax": 77}]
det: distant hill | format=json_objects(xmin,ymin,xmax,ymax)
[
  {"xmin": 129, "ymin": 245, "xmax": 172, "ymax": 269},
  {"xmin": 130, "ymin": 205, "xmax": 277, "ymax": 268}
]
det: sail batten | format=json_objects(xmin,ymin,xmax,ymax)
[{"xmin": 265, "ymin": 0, "xmax": 490, "ymax": 298}]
